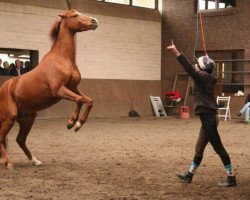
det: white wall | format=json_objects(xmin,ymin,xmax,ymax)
[
  {"xmin": 0, "ymin": 2, "xmax": 161, "ymax": 80},
  {"xmin": 0, "ymin": 3, "xmax": 60, "ymax": 60}
]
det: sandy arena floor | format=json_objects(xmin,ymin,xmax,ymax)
[{"xmin": 0, "ymin": 116, "xmax": 249, "ymax": 200}]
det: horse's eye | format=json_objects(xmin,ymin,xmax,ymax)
[{"xmin": 73, "ymin": 14, "xmax": 78, "ymax": 18}]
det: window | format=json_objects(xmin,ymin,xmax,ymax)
[
  {"xmin": 198, "ymin": 0, "xmax": 236, "ymax": 11},
  {"xmin": 102, "ymin": 0, "xmax": 129, "ymax": 5},
  {"xmin": 132, "ymin": 0, "xmax": 156, "ymax": 9},
  {"xmin": 93, "ymin": 0, "xmax": 159, "ymax": 9},
  {"xmin": 0, "ymin": 48, "xmax": 38, "ymax": 76}
]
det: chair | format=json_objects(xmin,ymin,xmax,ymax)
[
  {"xmin": 165, "ymin": 91, "xmax": 182, "ymax": 107},
  {"xmin": 216, "ymin": 96, "xmax": 231, "ymax": 121},
  {"xmin": 149, "ymin": 96, "xmax": 167, "ymax": 117}
]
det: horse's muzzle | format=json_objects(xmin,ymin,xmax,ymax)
[{"xmin": 91, "ymin": 18, "xmax": 98, "ymax": 30}]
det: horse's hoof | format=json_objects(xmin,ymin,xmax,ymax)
[
  {"xmin": 74, "ymin": 121, "xmax": 82, "ymax": 132},
  {"xmin": 67, "ymin": 120, "xmax": 76, "ymax": 129},
  {"xmin": 74, "ymin": 127, "xmax": 80, "ymax": 132},
  {"xmin": 74, "ymin": 126, "xmax": 81, "ymax": 132},
  {"xmin": 6, "ymin": 163, "xmax": 14, "ymax": 170},
  {"xmin": 31, "ymin": 157, "xmax": 42, "ymax": 166},
  {"xmin": 67, "ymin": 123, "xmax": 74, "ymax": 129}
]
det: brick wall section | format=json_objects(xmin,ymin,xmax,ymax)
[{"xmin": 162, "ymin": 0, "xmax": 250, "ymax": 113}]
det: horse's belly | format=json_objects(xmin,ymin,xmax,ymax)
[
  {"xmin": 17, "ymin": 96, "xmax": 60, "ymax": 113},
  {"xmin": 15, "ymin": 85, "xmax": 60, "ymax": 113}
]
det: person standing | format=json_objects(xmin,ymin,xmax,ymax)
[
  {"xmin": 167, "ymin": 40, "xmax": 236, "ymax": 187},
  {"xmin": 3, "ymin": 61, "xmax": 10, "ymax": 76},
  {"xmin": 236, "ymin": 94, "xmax": 250, "ymax": 124},
  {"xmin": 0, "ymin": 59, "xmax": 9, "ymax": 76},
  {"xmin": 24, "ymin": 61, "xmax": 32, "ymax": 72},
  {"xmin": 9, "ymin": 59, "xmax": 26, "ymax": 76}
]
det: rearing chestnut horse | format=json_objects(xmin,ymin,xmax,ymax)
[{"xmin": 0, "ymin": 10, "xmax": 98, "ymax": 169}]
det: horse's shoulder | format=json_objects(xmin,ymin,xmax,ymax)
[{"xmin": 0, "ymin": 77, "xmax": 19, "ymax": 100}]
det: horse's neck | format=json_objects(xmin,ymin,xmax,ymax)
[{"xmin": 52, "ymin": 23, "xmax": 76, "ymax": 63}]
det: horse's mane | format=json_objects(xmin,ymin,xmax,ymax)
[{"xmin": 49, "ymin": 20, "xmax": 62, "ymax": 43}]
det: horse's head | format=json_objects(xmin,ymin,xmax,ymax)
[{"xmin": 59, "ymin": 9, "xmax": 98, "ymax": 32}]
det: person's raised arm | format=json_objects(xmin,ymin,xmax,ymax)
[
  {"xmin": 166, "ymin": 39, "xmax": 181, "ymax": 57},
  {"xmin": 166, "ymin": 40, "xmax": 204, "ymax": 83}
]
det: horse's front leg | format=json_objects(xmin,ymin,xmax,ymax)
[
  {"xmin": 74, "ymin": 92, "xmax": 93, "ymax": 132},
  {"xmin": 67, "ymin": 101, "xmax": 83, "ymax": 129},
  {"xmin": 55, "ymin": 86, "xmax": 91, "ymax": 131}
]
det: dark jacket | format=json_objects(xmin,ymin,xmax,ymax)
[
  {"xmin": 0, "ymin": 67, "xmax": 9, "ymax": 76},
  {"xmin": 8, "ymin": 67, "xmax": 28, "ymax": 76},
  {"xmin": 177, "ymin": 54, "xmax": 218, "ymax": 115}
]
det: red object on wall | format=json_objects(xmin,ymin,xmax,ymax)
[{"xmin": 166, "ymin": 91, "xmax": 181, "ymax": 100}]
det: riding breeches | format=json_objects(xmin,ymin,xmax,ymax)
[{"xmin": 195, "ymin": 113, "xmax": 231, "ymax": 166}]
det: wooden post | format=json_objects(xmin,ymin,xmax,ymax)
[
  {"xmin": 218, "ymin": 61, "xmax": 223, "ymax": 96},
  {"xmin": 184, "ymin": 77, "xmax": 192, "ymax": 106}
]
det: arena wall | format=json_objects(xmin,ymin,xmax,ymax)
[{"xmin": 0, "ymin": 0, "xmax": 161, "ymax": 118}]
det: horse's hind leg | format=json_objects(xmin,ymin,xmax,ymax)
[
  {"xmin": 16, "ymin": 113, "xmax": 42, "ymax": 166},
  {"xmin": 0, "ymin": 118, "xmax": 15, "ymax": 170}
]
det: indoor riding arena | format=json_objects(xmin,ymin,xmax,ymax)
[{"xmin": 0, "ymin": 0, "xmax": 249, "ymax": 199}]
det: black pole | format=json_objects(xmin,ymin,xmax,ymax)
[
  {"xmin": 155, "ymin": 0, "xmax": 158, "ymax": 10},
  {"xmin": 66, "ymin": 0, "xmax": 71, "ymax": 10}
]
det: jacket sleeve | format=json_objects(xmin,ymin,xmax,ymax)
[{"xmin": 177, "ymin": 54, "xmax": 204, "ymax": 84}]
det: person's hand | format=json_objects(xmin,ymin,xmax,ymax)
[
  {"xmin": 166, "ymin": 39, "xmax": 176, "ymax": 50},
  {"xmin": 166, "ymin": 39, "xmax": 180, "ymax": 56}
]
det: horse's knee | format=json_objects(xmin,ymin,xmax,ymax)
[{"xmin": 87, "ymin": 100, "xmax": 93, "ymax": 108}]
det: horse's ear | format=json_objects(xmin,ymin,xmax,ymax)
[{"xmin": 58, "ymin": 14, "xmax": 66, "ymax": 19}]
